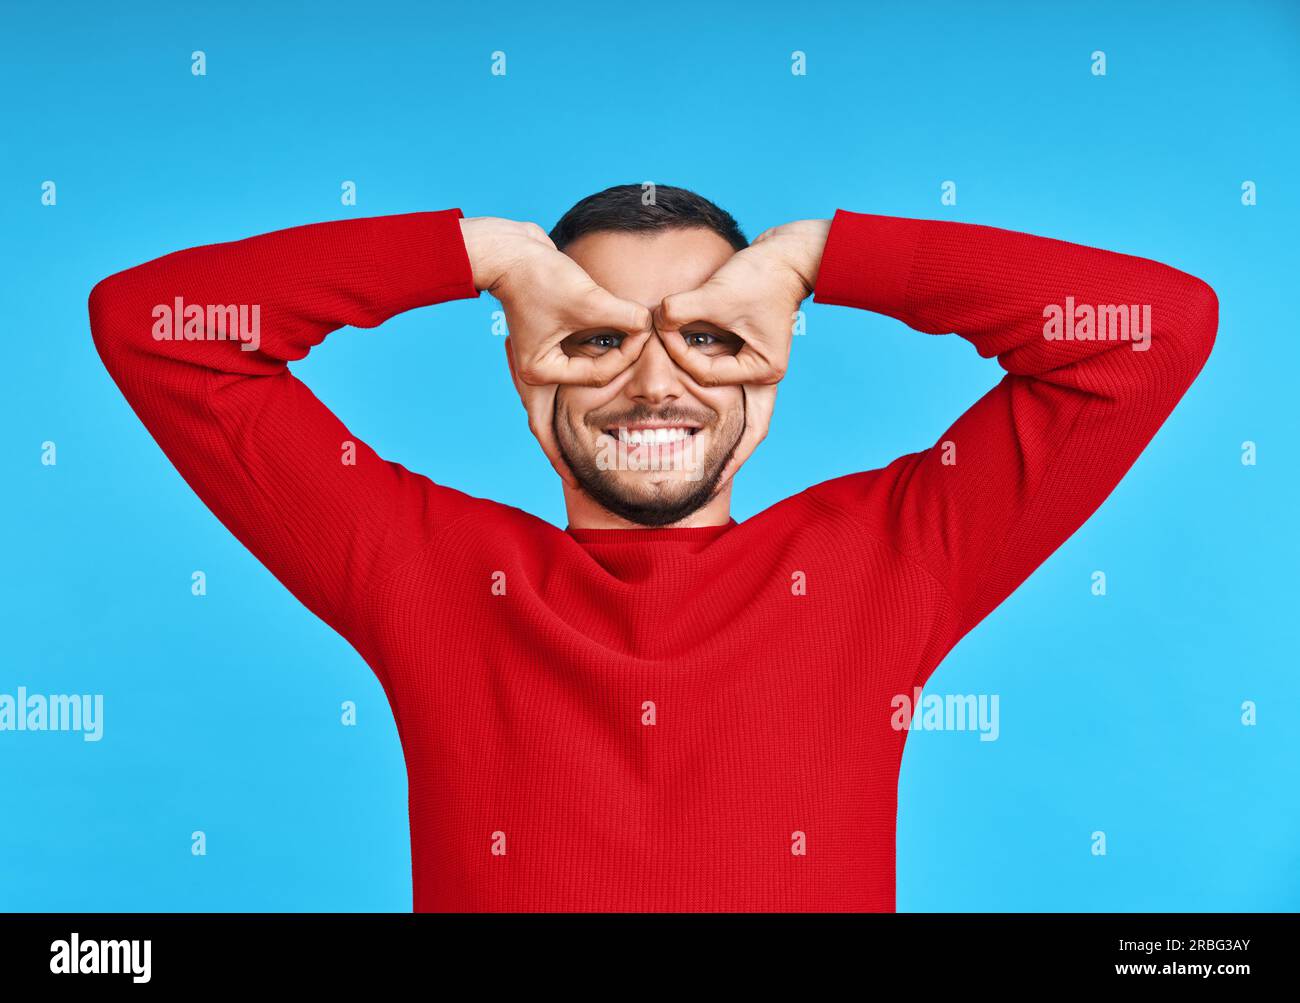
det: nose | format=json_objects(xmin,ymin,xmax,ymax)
[{"xmin": 622, "ymin": 330, "xmax": 686, "ymax": 407}]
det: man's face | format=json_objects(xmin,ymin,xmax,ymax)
[{"xmin": 553, "ymin": 227, "xmax": 746, "ymax": 527}]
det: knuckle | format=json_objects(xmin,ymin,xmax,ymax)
[
  {"xmin": 657, "ymin": 297, "xmax": 683, "ymax": 325},
  {"xmin": 584, "ymin": 366, "xmax": 616, "ymax": 388}
]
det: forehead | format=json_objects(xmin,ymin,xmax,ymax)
[{"xmin": 561, "ymin": 227, "xmax": 738, "ymax": 308}]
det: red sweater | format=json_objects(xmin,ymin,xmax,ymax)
[{"xmin": 88, "ymin": 208, "xmax": 1217, "ymax": 911}]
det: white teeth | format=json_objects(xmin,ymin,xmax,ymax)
[{"xmin": 616, "ymin": 427, "xmax": 694, "ymax": 445}]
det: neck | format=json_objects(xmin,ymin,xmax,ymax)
[{"xmin": 562, "ymin": 481, "xmax": 733, "ymax": 530}]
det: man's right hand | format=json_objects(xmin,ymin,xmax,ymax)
[{"xmin": 459, "ymin": 216, "xmax": 654, "ymax": 486}]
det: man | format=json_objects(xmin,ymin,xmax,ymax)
[{"xmin": 88, "ymin": 184, "xmax": 1218, "ymax": 911}]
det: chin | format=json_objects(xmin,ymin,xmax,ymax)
[
  {"xmin": 573, "ymin": 469, "xmax": 724, "ymax": 528},
  {"xmin": 555, "ymin": 414, "xmax": 743, "ymax": 526}
]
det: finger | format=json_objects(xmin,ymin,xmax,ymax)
[
  {"xmin": 655, "ymin": 326, "xmax": 774, "ymax": 387},
  {"xmin": 655, "ymin": 288, "xmax": 785, "ymax": 385},
  {"xmin": 521, "ymin": 221, "xmax": 558, "ymax": 251},
  {"xmin": 516, "ymin": 330, "xmax": 651, "ymax": 388},
  {"xmin": 522, "ymin": 383, "xmax": 578, "ymax": 488},
  {"xmin": 716, "ymin": 382, "xmax": 777, "ymax": 490},
  {"xmin": 580, "ymin": 286, "xmax": 654, "ymax": 339},
  {"xmin": 553, "ymin": 328, "xmax": 654, "ymax": 387},
  {"xmin": 652, "ymin": 287, "xmax": 715, "ymax": 335},
  {"xmin": 654, "ymin": 325, "xmax": 730, "ymax": 385},
  {"xmin": 652, "ymin": 289, "xmax": 725, "ymax": 386},
  {"xmin": 505, "ymin": 337, "xmax": 579, "ymax": 487},
  {"xmin": 518, "ymin": 290, "xmax": 653, "ymax": 387}
]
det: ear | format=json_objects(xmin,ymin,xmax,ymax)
[{"xmin": 504, "ymin": 337, "xmax": 579, "ymax": 488}]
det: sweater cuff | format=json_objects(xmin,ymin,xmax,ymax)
[
  {"xmin": 812, "ymin": 209, "xmax": 924, "ymax": 321},
  {"xmin": 369, "ymin": 208, "xmax": 480, "ymax": 315}
]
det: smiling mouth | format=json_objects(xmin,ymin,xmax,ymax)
[{"xmin": 602, "ymin": 424, "xmax": 703, "ymax": 446}]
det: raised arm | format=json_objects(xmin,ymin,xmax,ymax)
[
  {"xmin": 807, "ymin": 211, "xmax": 1218, "ymax": 648},
  {"xmin": 88, "ymin": 210, "xmax": 657, "ymax": 658},
  {"xmin": 651, "ymin": 210, "xmax": 1217, "ymax": 662},
  {"xmin": 87, "ymin": 210, "xmax": 481, "ymax": 653}
]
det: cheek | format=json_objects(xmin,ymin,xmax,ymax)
[
  {"xmin": 696, "ymin": 387, "xmax": 744, "ymax": 427},
  {"xmin": 556, "ymin": 385, "xmax": 622, "ymax": 434}
]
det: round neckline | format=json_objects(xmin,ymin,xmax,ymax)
[{"xmin": 566, "ymin": 518, "xmax": 737, "ymax": 544}]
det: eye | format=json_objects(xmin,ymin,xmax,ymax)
[
  {"xmin": 585, "ymin": 332, "xmax": 624, "ymax": 350},
  {"xmin": 563, "ymin": 330, "xmax": 625, "ymax": 358},
  {"xmin": 681, "ymin": 327, "xmax": 743, "ymax": 356}
]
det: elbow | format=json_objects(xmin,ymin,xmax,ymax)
[
  {"xmin": 88, "ymin": 274, "xmax": 117, "ymax": 343},
  {"xmin": 1154, "ymin": 271, "xmax": 1218, "ymax": 393},
  {"xmin": 1182, "ymin": 275, "xmax": 1219, "ymax": 372},
  {"xmin": 87, "ymin": 270, "xmax": 138, "ymax": 370}
]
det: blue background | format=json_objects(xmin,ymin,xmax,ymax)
[{"xmin": 2, "ymin": 0, "xmax": 1296, "ymax": 911}]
